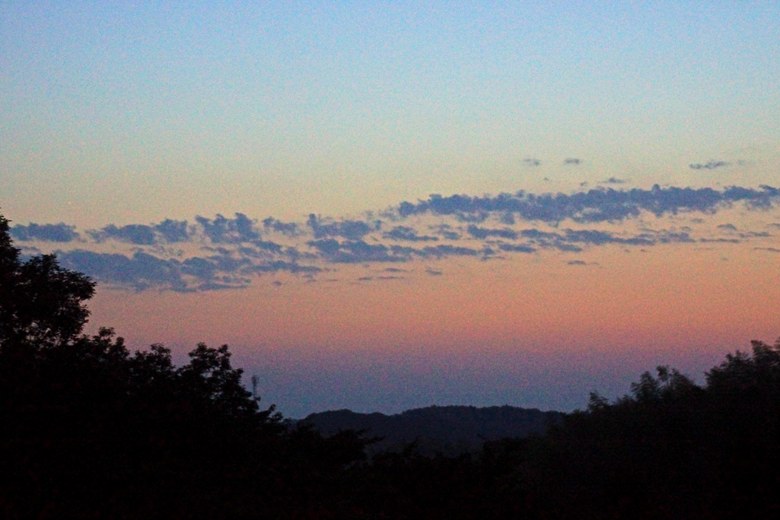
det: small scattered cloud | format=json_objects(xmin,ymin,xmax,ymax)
[
  {"xmin": 524, "ymin": 158, "xmax": 541, "ymax": 167},
  {"xmin": 564, "ymin": 158, "xmax": 581, "ymax": 165},
  {"xmin": 754, "ymin": 247, "xmax": 780, "ymax": 253},
  {"xmin": 602, "ymin": 177, "xmax": 627, "ymax": 185},
  {"xmin": 425, "ymin": 267, "xmax": 443, "ymax": 276},
  {"xmin": 689, "ymin": 160, "xmax": 730, "ymax": 171}
]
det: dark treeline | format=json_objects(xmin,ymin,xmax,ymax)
[
  {"xmin": 1, "ymin": 213, "xmax": 779, "ymax": 518},
  {"xmin": 302, "ymin": 405, "xmax": 564, "ymax": 456}
]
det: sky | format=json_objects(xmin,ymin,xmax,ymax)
[{"xmin": 2, "ymin": 2, "xmax": 779, "ymax": 417}]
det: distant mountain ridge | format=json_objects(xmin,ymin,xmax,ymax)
[{"xmin": 302, "ymin": 405, "xmax": 564, "ymax": 455}]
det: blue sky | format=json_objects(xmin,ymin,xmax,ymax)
[{"xmin": 3, "ymin": 1, "xmax": 778, "ymax": 226}]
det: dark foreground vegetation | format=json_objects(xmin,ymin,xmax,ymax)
[
  {"xmin": 303, "ymin": 405, "xmax": 563, "ymax": 456},
  {"xmin": 1, "ymin": 213, "xmax": 778, "ymax": 518}
]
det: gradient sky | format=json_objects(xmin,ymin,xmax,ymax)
[{"xmin": 2, "ymin": 2, "xmax": 779, "ymax": 417}]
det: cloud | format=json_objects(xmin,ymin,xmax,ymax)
[
  {"xmin": 307, "ymin": 214, "xmax": 379, "ymax": 240},
  {"xmin": 195, "ymin": 213, "xmax": 260, "ymax": 244},
  {"xmin": 58, "ymin": 249, "xmax": 190, "ymax": 292},
  {"xmin": 155, "ymin": 219, "xmax": 190, "ymax": 242},
  {"xmin": 714, "ymin": 223, "xmax": 771, "ymax": 240},
  {"xmin": 416, "ymin": 244, "xmax": 482, "ymax": 259},
  {"xmin": 397, "ymin": 185, "xmax": 780, "ymax": 224},
  {"xmin": 567, "ymin": 259, "xmax": 600, "ymax": 267},
  {"xmin": 425, "ymin": 267, "xmax": 443, "ymax": 276},
  {"xmin": 56, "ymin": 244, "xmax": 319, "ymax": 292},
  {"xmin": 754, "ymin": 247, "xmax": 780, "ymax": 253},
  {"xmin": 524, "ymin": 158, "xmax": 541, "ymax": 167},
  {"xmin": 564, "ymin": 158, "xmax": 582, "ymax": 165},
  {"xmin": 357, "ymin": 274, "xmax": 402, "ymax": 283},
  {"xmin": 88, "ymin": 219, "xmax": 192, "ymax": 245},
  {"xmin": 262, "ymin": 217, "xmax": 300, "ymax": 236},
  {"xmin": 467, "ymin": 225, "xmax": 518, "ymax": 240},
  {"xmin": 430, "ymin": 224, "xmax": 461, "ymax": 240},
  {"xmin": 689, "ymin": 160, "xmax": 730, "ymax": 170},
  {"xmin": 20, "ymin": 184, "xmax": 779, "ymax": 293},
  {"xmin": 602, "ymin": 177, "xmax": 627, "ymax": 185},
  {"xmin": 89, "ymin": 224, "xmax": 157, "ymax": 245},
  {"xmin": 384, "ymin": 226, "xmax": 438, "ymax": 242},
  {"xmin": 308, "ymin": 239, "xmax": 408, "ymax": 264},
  {"xmin": 11, "ymin": 223, "xmax": 80, "ymax": 242},
  {"xmin": 497, "ymin": 243, "xmax": 536, "ymax": 253},
  {"xmin": 510, "ymin": 228, "xmax": 694, "ymax": 252}
]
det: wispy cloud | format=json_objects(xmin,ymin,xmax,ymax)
[{"xmin": 564, "ymin": 158, "xmax": 582, "ymax": 165}]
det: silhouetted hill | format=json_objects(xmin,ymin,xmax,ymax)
[{"xmin": 302, "ymin": 405, "xmax": 563, "ymax": 455}]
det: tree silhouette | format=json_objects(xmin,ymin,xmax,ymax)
[
  {"xmin": 0, "ymin": 215, "xmax": 95, "ymax": 349},
  {"xmin": 0, "ymin": 214, "xmax": 367, "ymax": 518}
]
